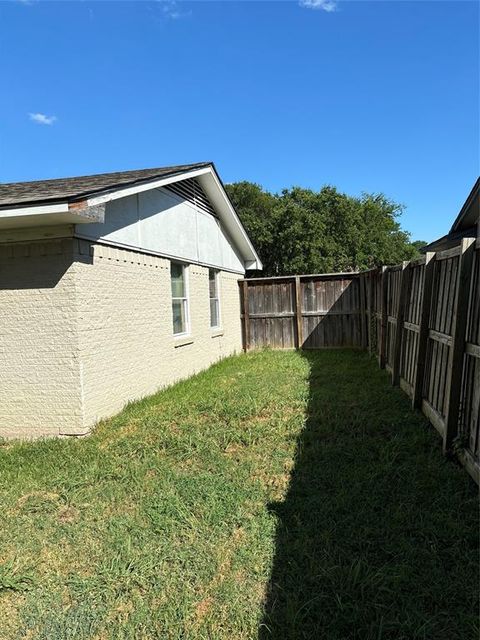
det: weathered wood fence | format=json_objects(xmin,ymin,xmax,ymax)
[
  {"xmin": 239, "ymin": 237, "xmax": 480, "ymax": 483},
  {"xmin": 240, "ymin": 273, "xmax": 364, "ymax": 350}
]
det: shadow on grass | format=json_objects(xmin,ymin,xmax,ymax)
[{"xmin": 259, "ymin": 350, "xmax": 478, "ymax": 640}]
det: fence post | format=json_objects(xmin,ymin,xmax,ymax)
[
  {"xmin": 368, "ymin": 270, "xmax": 375, "ymax": 355},
  {"xmin": 379, "ymin": 266, "xmax": 388, "ymax": 368},
  {"xmin": 412, "ymin": 252, "xmax": 435, "ymax": 409},
  {"xmin": 242, "ymin": 279, "xmax": 250, "ymax": 352},
  {"xmin": 359, "ymin": 273, "xmax": 367, "ymax": 349},
  {"xmin": 295, "ymin": 276, "xmax": 303, "ymax": 349},
  {"xmin": 443, "ymin": 237, "xmax": 476, "ymax": 453},
  {"xmin": 392, "ymin": 261, "xmax": 410, "ymax": 386}
]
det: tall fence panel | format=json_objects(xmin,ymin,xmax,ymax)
[
  {"xmin": 421, "ymin": 247, "xmax": 460, "ymax": 434},
  {"xmin": 301, "ymin": 275, "xmax": 361, "ymax": 349},
  {"xmin": 240, "ymin": 237, "xmax": 479, "ymax": 483},
  {"xmin": 240, "ymin": 277, "xmax": 297, "ymax": 350},
  {"xmin": 399, "ymin": 258, "xmax": 425, "ymax": 397},
  {"xmin": 240, "ymin": 273, "xmax": 362, "ymax": 351},
  {"xmin": 456, "ymin": 242, "xmax": 480, "ymax": 479}
]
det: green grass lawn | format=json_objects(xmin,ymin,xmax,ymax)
[{"xmin": 0, "ymin": 350, "xmax": 477, "ymax": 640}]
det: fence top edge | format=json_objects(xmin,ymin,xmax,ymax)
[
  {"xmin": 409, "ymin": 255, "xmax": 427, "ymax": 267},
  {"xmin": 241, "ymin": 271, "xmax": 360, "ymax": 282},
  {"xmin": 379, "ymin": 264, "xmax": 401, "ymax": 273},
  {"xmin": 435, "ymin": 244, "xmax": 462, "ymax": 261}
]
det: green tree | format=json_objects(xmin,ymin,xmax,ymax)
[
  {"xmin": 410, "ymin": 240, "xmax": 428, "ymax": 255},
  {"xmin": 226, "ymin": 181, "xmax": 419, "ymax": 276},
  {"xmin": 226, "ymin": 182, "xmax": 280, "ymax": 274}
]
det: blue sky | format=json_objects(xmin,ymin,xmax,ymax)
[{"xmin": 1, "ymin": 0, "xmax": 478, "ymax": 242}]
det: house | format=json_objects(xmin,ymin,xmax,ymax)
[
  {"xmin": 0, "ymin": 163, "xmax": 262, "ymax": 439},
  {"xmin": 422, "ymin": 177, "xmax": 479, "ymax": 252}
]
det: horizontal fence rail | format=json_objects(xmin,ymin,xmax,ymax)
[
  {"xmin": 240, "ymin": 236, "xmax": 480, "ymax": 484},
  {"xmin": 240, "ymin": 273, "xmax": 362, "ymax": 350}
]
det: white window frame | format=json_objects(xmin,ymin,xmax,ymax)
[
  {"xmin": 209, "ymin": 269, "xmax": 221, "ymax": 330},
  {"xmin": 171, "ymin": 262, "xmax": 190, "ymax": 337}
]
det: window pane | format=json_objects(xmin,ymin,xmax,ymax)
[
  {"xmin": 172, "ymin": 299, "xmax": 185, "ymax": 334},
  {"xmin": 210, "ymin": 298, "xmax": 219, "ymax": 328},
  {"xmin": 171, "ymin": 263, "xmax": 185, "ymax": 298},
  {"xmin": 209, "ymin": 269, "xmax": 217, "ymax": 298}
]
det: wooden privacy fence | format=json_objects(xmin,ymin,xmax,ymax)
[
  {"xmin": 239, "ymin": 237, "xmax": 480, "ymax": 483},
  {"xmin": 240, "ymin": 273, "xmax": 365, "ymax": 350}
]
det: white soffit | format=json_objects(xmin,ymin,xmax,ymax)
[{"xmin": 0, "ymin": 203, "xmax": 94, "ymax": 230}]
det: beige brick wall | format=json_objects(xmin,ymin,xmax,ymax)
[
  {"xmin": 0, "ymin": 240, "xmax": 84, "ymax": 439},
  {"xmin": 0, "ymin": 238, "xmax": 243, "ymax": 439}
]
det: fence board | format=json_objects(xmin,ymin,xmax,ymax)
[
  {"xmin": 443, "ymin": 238, "xmax": 476, "ymax": 452},
  {"xmin": 241, "ymin": 273, "xmax": 361, "ymax": 351}
]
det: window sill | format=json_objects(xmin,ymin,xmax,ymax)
[
  {"xmin": 173, "ymin": 336, "xmax": 194, "ymax": 348},
  {"xmin": 211, "ymin": 329, "xmax": 224, "ymax": 338}
]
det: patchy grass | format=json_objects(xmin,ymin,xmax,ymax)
[{"xmin": 0, "ymin": 350, "xmax": 477, "ymax": 639}]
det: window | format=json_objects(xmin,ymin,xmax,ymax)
[
  {"xmin": 171, "ymin": 263, "xmax": 189, "ymax": 335},
  {"xmin": 209, "ymin": 269, "xmax": 220, "ymax": 328}
]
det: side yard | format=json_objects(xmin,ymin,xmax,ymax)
[{"xmin": 0, "ymin": 350, "xmax": 477, "ymax": 639}]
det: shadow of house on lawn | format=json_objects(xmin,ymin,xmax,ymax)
[{"xmin": 259, "ymin": 350, "xmax": 478, "ymax": 640}]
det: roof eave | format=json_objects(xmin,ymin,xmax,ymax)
[
  {"xmin": 0, "ymin": 162, "xmax": 214, "ymax": 212},
  {"xmin": 196, "ymin": 164, "xmax": 263, "ymax": 271},
  {"xmin": 0, "ymin": 203, "xmax": 103, "ymax": 231},
  {"xmin": 0, "ymin": 164, "xmax": 263, "ymax": 271},
  {"xmin": 450, "ymin": 177, "xmax": 480, "ymax": 233}
]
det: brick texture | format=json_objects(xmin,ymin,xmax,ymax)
[
  {"xmin": 0, "ymin": 241, "xmax": 83, "ymax": 438},
  {"xmin": 0, "ymin": 239, "xmax": 243, "ymax": 439}
]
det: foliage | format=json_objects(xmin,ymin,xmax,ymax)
[
  {"xmin": 411, "ymin": 239, "xmax": 429, "ymax": 253},
  {"xmin": 227, "ymin": 182, "xmax": 422, "ymax": 276},
  {"xmin": 0, "ymin": 351, "xmax": 477, "ymax": 639}
]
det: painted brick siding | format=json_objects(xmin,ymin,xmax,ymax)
[
  {"xmin": 0, "ymin": 238, "xmax": 243, "ymax": 438},
  {"xmin": 74, "ymin": 243, "xmax": 243, "ymax": 428},
  {"xmin": 0, "ymin": 240, "xmax": 84, "ymax": 438}
]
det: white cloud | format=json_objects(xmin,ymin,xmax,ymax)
[
  {"xmin": 299, "ymin": 0, "xmax": 338, "ymax": 12},
  {"xmin": 29, "ymin": 112, "xmax": 57, "ymax": 125},
  {"xmin": 158, "ymin": 0, "xmax": 191, "ymax": 20}
]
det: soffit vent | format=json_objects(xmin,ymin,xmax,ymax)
[{"xmin": 164, "ymin": 178, "xmax": 217, "ymax": 218}]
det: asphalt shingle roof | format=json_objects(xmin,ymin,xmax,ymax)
[{"xmin": 0, "ymin": 162, "xmax": 212, "ymax": 208}]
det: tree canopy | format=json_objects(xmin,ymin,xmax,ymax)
[
  {"xmin": 226, "ymin": 181, "xmax": 422, "ymax": 276},
  {"xmin": 410, "ymin": 240, "xmax": 429, "ymax": 252}
]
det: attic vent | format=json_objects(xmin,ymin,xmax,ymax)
[{"xmin": 164, "ymin": 178, "xmax": 217, "ymax": 217}]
